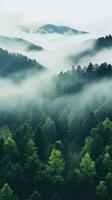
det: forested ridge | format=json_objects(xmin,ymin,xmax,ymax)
[
  {"xmin": 20, "ymin": 24, "xmax": 88, "ymax": 35},
  {"xmin": 0, "ymin": 48, "xmax": 44, "ymax": 79},
  {"xmin": 0, "ymin": 63, "xmax": 112, "ymax": 199},
  {"xmin": 0, "ymin": 36, "xmax": 44, "ymax": 52},
  {"xmin": 70, "ymin": 35, "xmax": 112, "ymax": 64}
]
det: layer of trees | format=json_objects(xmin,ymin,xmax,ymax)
[
  {"xmin": 0, "ymin": 36, "xmax": 44, "ymax": 52},
  {"xmin": 0, "ymin": 48, "xmax": 44, "ymax": 79},
  {"xmin": 0, "ymin": 63, "xmax": 112, "ymax": 199},
  {"xmin": 55, "ymin": 62, "xmax": 112, "ymax": 95},
  {"xmin": 71, "ymin": 35, "xmax": 112, "ymax": 64}
]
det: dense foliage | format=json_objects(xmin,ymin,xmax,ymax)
[
  {"xmin": 0, "ymin": 62, "xmax": 112, "ymax": 199},
  {"xmin": 0, "ymin": 48, "xmax": 44, "ymax": 79},
  {"xmin": 71, "ymin": 35, "xmax": 112, "ymax": 64},
  {"xmin": 95, "ymin": 35, "xmax": 112, "ymax": 50}
]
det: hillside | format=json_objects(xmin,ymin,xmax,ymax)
[
  {"xmin": 20, "ymin": 24, "xmax": 88, "ymax": 35},
  {"xmin": 70, "ymin": 35, "xmax": 112, "ymax": 64},
  {"xmin": 37, "ymin": 24, "xmax": 88, "ymax": 35},
  {"xmin": 0, "ymin": 63, "xmax": 112, "ymax": 199},
  {"xmin": 0, "ymin": 48, "xmax": 44, "ymax": 79},
  {"xmin": 0, "ymin": 36, "xmax": 44, "ymax": 52}
]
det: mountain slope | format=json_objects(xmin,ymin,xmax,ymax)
[
  {"xmin": 37, "ymin": 24, "xmax": 88, "ymax": 35},
  {"xmin": 0, "ymin": 36, "xmax": 44, "ymax": 52},
  {"xmin": 70, "ymin": 35, "xmax": 112, "ymax": 64},
  {"xmin": 20, "ymin": 24, "xmax": 88, "ymax": 35},
  {"xmin": 0, "ymin": 48, "xmax": 45, "ymax": 79}
]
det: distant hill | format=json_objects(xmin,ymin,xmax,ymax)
[
  {"xmin": 0, "ymin": 48, "xmax": 45, "ymax": 80},
  {"xmin": 94, "ymin": 35, "xmax": 112, "ymax": 50},
  {"xmin": 0, "ymin": 36, "xmax": 44, "ymax": 52},
  {"xmin": 37, "ymin": 24, "xmax": 88, "ymax": 35},
  {"xmin": 70, "ymin": 35, "xmax": 112, "ymax": 64},
  {"xmin": 20, "ymin": 24, "xmax": 88, "ymax": 35}
]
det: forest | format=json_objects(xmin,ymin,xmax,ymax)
[
  {"xmin": 0, "ymin": 48, "xmax": 44, "ymax": 79},
  {"xmin": 0, "ymin": 62, "xmax": 112, "ymax": 199},
  {"xmin": 70, "ymin": 35, "xmax": 112, "ymax": 65}
]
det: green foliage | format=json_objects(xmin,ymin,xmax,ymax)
[
  {"xmin": 47, "ymin": 148, "xmax": 65, "ymax": 176},
  {"xmin": 96, "ymin": 181, "xmax": 108, "ymax": 199},
  {"xmin": 80, "ymin": 153, "xmax": 96, "ymax": 180},
  {"xmin": 42, "ymin": 117, "xmax": 57, "ymax": 144},
  {"xmin": 28, "ymin": 191, "xmax": 41, "ymax": 200},
  {"xmin": 24, "ymin": 138, "xmax": 38, "ymax": 160},
  {"xmin": 4, "ymin": 137, "xmax": 19, "ymax": 161},
  {"xmin": 0, "ymin": 48, "xmax": 44, "ymax": 79},
  {"xmin": 0, "ymin": 183, "xmax": 14, "ymax": 200},
  {"xmin": 0, "ymin": 63, "xmax": 112, "ymax": 199},
  {"xmin": 101, "ymin": 153, "xmax": 112, "ymax": 173},
  {"xmin": 0, "ymin": 126, "xmax": 12, "ymax": 141}
]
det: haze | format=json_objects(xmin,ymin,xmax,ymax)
[{"xmin": 0, "ymin": 0, "xmax": 112, "ymax": 33}]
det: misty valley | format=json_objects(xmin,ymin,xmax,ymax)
[{"xmin": 0, "ymin": 18, "xmax": 112, "ymax": 200}]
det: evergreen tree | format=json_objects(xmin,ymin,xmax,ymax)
[{"xmin": 0, "ymin": 183, "xmax": 14, "ymax": 200}]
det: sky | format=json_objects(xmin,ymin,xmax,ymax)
[{"xmin": 0, "ymin": 0, "xmax": 112, "ymax": 33}]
